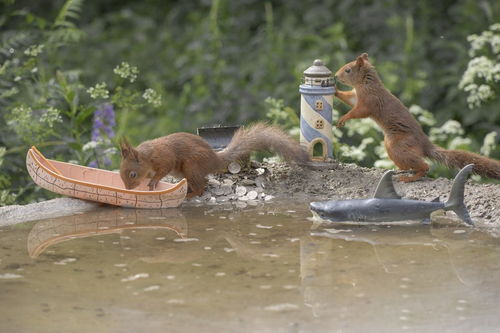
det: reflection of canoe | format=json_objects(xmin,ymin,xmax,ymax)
[
  {"xmin": 27, "ymin": 208, "xmax": 187, "ymax": 258},
  {"xmin": 26, "ymin": 146, "xmax": 187, "ymax": 209}
]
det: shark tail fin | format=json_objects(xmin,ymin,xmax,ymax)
[{"xmin": 444, "ymin": 164, "xmax": 474, "ymax": 225}]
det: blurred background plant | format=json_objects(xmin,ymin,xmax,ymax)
[{"xmin": 0, "ymin": 0, "xmax": 498, "ymax": 205}]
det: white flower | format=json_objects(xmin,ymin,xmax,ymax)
[
  {"xmin": 40, "ymin": 107, "xmax": 62, "ymax": 128},
  {"xmin": 82, "ymin": 141, "xmax": 99, "ymax": 151},
  {"xmin": 409, "ymin": 104, "xmax": 436, "ymax": 126},
  {"xmin": 340, "ymin": 137, "xmax": 374, "ymax": 161},
  {"xmin": 430, "ymin": 120, "xmax": 465, "ymax": 143},
  {"xmin": 86, "ymin": 82, "xmax": 109, "ymax": 99},
  {"xmin": 24, "ymin": 44, "xmax": 44, "ymax": 57},
  {"xmin": 448, "ymin": 137, "xmax": 471, "ymax": 150},
  {"xmin": 480, "ymin": 132, "xmax": 497, "ymax": 156},
  {"xmin": 142, "ymin": 88, "xmax": 162, "ymax": 107},
  {"xmin": 114, "ymin": 62, "xmax": 139, "ymax": 83}
]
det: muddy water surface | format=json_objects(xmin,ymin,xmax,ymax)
[{"xmin": 1, "ymin": 201, "xmax": 500, "ymax": 333}]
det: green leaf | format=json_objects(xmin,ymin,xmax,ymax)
[
  {"xmin": 75, "ymin": 106, "xmax": 95, "ymax": 125},
  {"xmin": 53, "ymin": 0, "xmax": 84, "ymax": 29}
]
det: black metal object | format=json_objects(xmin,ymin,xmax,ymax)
[{"xmin": 197, "ymin": 125, "xmax": 240, "ymax": 151}]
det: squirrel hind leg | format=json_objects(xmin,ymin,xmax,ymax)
[
  {"xmin": 393, "ymin": 157, "xmax": 429, "ymax": 182},
  {"xmin": 186, "ymin": 179, "xmax": 207, "ymax": 198},
  {"xmin": 182, "ymin": 166, "xmax": 208, "ymax": 198},
  {"xmin": 398, "ymin": 169, "xmax": 428, "ymax": 182},
  {"xmin": 387, "ymin": 145, "xmax": 429, "ymax": 182},
  {"xmin": 186, "ymin": 186, "xmax": 205, "ymax": 199}
]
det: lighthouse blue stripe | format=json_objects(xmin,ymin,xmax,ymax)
[
  {"xmin": 302, "ymin": 94, "xmax": 333, "ymax": 123},
  {"xmin": 300, "ymin": 116, "xmax": 333, "ymax": 158}
]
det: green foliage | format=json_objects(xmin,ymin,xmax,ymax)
[
  {"xmin": 0, "ymin": 147, "xmax": 17, "ymax": 206},
  {"xmin": 0, "ymin": 0, "xmax": 162, "ymax": 205},
  {"xmin": 0, "ymin": 0, "xmax": 499, "ymax": 204}
]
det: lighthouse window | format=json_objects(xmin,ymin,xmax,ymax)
[
  {"xmin": 315, "ymin": 100, "xmax": 323, "ymax": 111},
  {"xmin": 315, "ymin": 119, "xmax": 324, "ymax": 129}
]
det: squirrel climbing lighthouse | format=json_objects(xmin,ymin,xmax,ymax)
[{"xmin": 299, "ymin": 59, "xmax": 335, "ymax": 160}]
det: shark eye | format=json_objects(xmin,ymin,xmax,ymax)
[
  {"xmin": 129, "ymin": 171, "xmax": 137, "ymax": 179},
  {"xmin": 345, "ymin": 67, "xmax": 351, "ymax": 74}
]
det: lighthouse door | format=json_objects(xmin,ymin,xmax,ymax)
[{"xmin": 312, "ymin": 141, "xmax": 325, "ymax": 159}]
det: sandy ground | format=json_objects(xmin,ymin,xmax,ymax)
[{"xmin": 1, "ymin": 161, "xmax": 498, "ymax": 233}]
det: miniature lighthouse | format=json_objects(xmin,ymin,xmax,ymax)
[{"xmin": 299, "ymin": 59, "xmax": 335, "ymax": 160}]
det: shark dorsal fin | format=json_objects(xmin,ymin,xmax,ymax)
[{"xmin": 373, "ymin": 170, "xmax": 401, "ymax": 199}]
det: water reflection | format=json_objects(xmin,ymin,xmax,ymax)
[
  {"xmin": 28, "ymin": 208, "xmax": 187, "ymax": 258},
  {"xmin": 10, "ymin": 204, "xmax": 500, "ymax": 332},
  {"xmin": 302, "ymin": 224, "xmax": 500, "ymax": 329}
]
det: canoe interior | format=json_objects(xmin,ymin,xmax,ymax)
[{"xmin": 33, "ymin": 148, "xmax": 179, "ymax": 192}]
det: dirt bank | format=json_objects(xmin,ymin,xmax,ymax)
[{"xmin": 191, "ymin": 161, "xmax": 499, "ymax": 230}]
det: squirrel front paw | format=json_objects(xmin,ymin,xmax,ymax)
[
  {"xmin": 148, "ymin": 179, "xmax": 158, "ymax": 191},
  {"xmin": 336, "ymin": 115, "xmax": 348, "ymax": 128}
]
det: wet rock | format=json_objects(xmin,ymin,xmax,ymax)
[{"xmin": 0, "ymin": 198, "xmax": 98, "ymax": 226}]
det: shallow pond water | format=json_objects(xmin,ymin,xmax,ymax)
[{"xmin": 1, "ymin": 201, "xmax": 500, "ymax": 333}]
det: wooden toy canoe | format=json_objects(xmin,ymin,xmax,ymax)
[{"xmin": 26, "ymin": 146, "xmax": 187, "ymax": 208}]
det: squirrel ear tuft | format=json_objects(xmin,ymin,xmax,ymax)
[
  {"xmin": 356, "ymin": 53, "xmax": 369, "ymax": 67},
  {"xmin": 119, "ymin": 138, "xmax": 139, "ymax": 161},
  {"xmin": 119, "ymin": 138, "xmax": 130, "ymax": 158}
]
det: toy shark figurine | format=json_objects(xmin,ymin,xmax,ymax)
[{"xmin": 310, "ymin": 164, "xmax": 474, "ymax": 225}]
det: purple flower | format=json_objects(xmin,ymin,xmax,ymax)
[
  {"xmin": 91, "ymin": 104, "xmax": 115, "ymax": 142},
  {"xmin": 88, "ymin": 104, "xmax": 116, "ymax": 168},
  {"xmin": 103, "ymin": 157, "xmax": 112, "ymax": 166}
]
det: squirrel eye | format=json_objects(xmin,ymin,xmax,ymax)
[
  {"xmin": 129, "ymin": 171, "xmax": 137, "ymax": 179},
  {"xmin": 345, "ymin": 68, "xmax": 351, "ymax": 74}
]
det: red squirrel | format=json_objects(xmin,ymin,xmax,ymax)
[
  {"xmin": 119, "ymin": 122, "xmax": 309, "ymax": 197},
  {"xmin": 334, "ymin": 53, "xmax": 500, "ymax": 182}
]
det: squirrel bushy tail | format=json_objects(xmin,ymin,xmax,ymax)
[
  {"xmin": 428, "ymin": 146, "xmax": 500, "ymax": 179},
  {"xmin": 217, "ymin": 123, "xmax": 309, "ymax": 165}
]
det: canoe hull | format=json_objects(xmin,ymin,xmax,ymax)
[{"xmin": 26, "ymin": 147, "xmax": 187, "ymax": 209}]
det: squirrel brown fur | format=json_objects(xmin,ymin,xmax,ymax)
[
  {"xmin": 334, "ymin": 53, "xmax": 500, "ymax": 182},
  {"xmin": 119, "ymin": 122, "xmax": 309, "ymax": 197}
]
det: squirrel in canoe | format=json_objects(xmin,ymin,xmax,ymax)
[
  {"xmin": 119, "ymin": 123, "xmax": 309, "ymax": 197},
  {"xmin": 334, "ymin": 53, "xmax": 500, "ymax": 182}
]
